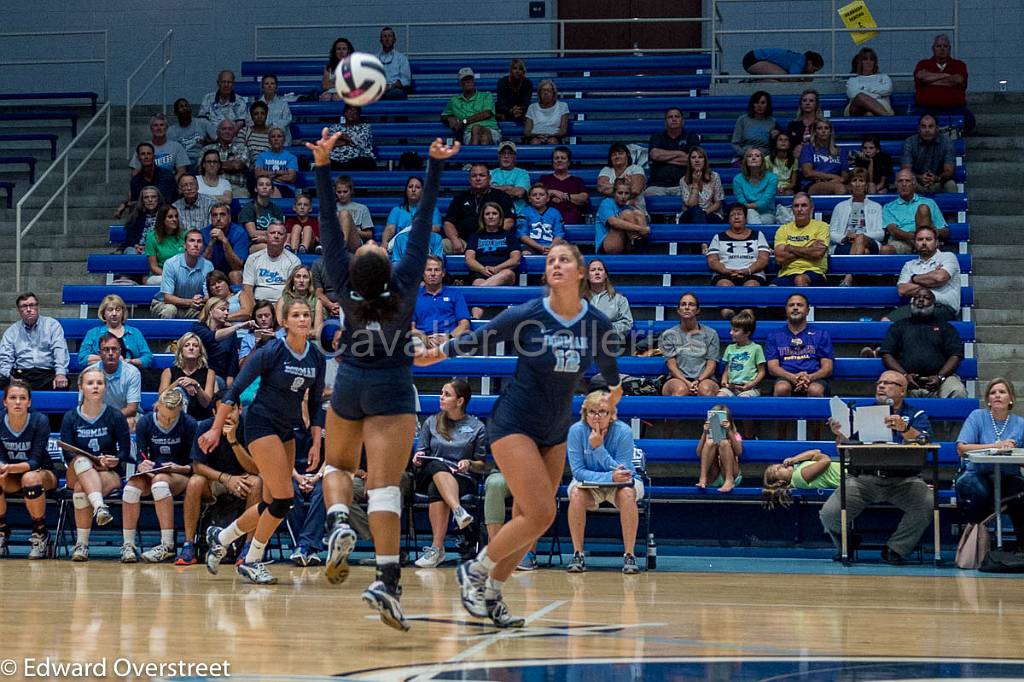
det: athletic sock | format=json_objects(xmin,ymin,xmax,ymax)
[
  {"xmin": 376, "ymin": 554, "xmax": 400, "ymax": 565},
  {"xmin": 87, "ymin": 492, "xmax": 104, "ymax": 510},
  {"xmin": 327, "ymin": 503, "xmax": 350, "ymax": 518},
  {"xmin": 484, "ymin": 576, "xmax": 504, "ymax": 601},
  {"xmin": 218, "ymin": 521, "xmax": 244, "ymax": 546},
  {"xmin": 76, "ymin": 528, "xmax": 91, "ymax": 545},
  {"xmin": 476, "ymin": 547, "xmax": 497, "ymax": 572},
  {"xmin": 245, "ymin": 539, "xmax": 267, "ymax": 564},
  {"xmin": 123, "ymin": 529, "xmax": 135, "ymax": 545},
  {"xmin": 160, "ymin": 529, "xmax": 174, "ymax": 547}
]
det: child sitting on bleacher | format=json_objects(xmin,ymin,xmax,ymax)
[
  {"xmin": 695, "ymin": 404, "xmax": 743, "ymax": 492},
  {"xmin": 595, "ymin": 178, "xmax": 649, "ymax": 255},
  {"xmin": 517, "ymin": 183, "xmax": 565, "ymax": 255},
  {"xmin": 334, "ymin": 175, "xmax": 375, "ymax": 242},
  {"xmin": 286, "ymin": 193, "xmax": 320, "ymax": 254},
  {"xmin": 762, "ymin": 449, "xmax": 839, "ymax": 509},
  {"xmin": 718, "ymin": 310, "xmax": 766, "ymax": 398}
]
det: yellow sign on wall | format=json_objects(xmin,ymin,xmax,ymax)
[{"xmin": 838, "ymin": 0, "xmax": 879, "ymax": 45}]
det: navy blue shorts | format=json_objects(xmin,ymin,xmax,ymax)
[
  {"xmin": 773, "ymin": 271, "xmax": 828, "ymax": 287},
  {"xmin": 486, "ymin": 397, "xmax": 570, "ymax": 449},
  {"xmin": 244, "ymin": 417, "xmax": 296, "ymax": 444},
  {"xmin": 833, "ymin": 239, "xmax": 880, "ymax": 255},
  {"xmin": 330, "ymin": 362, "xmax": 418, "ymax": 420}
]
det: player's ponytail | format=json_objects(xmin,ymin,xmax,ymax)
[{"xmin": 349, "ymin": 250, "xmax": 402, "ymax": 324}]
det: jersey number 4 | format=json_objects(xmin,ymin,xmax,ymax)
[
  {"xmin": 88, "ymin": 438, "xmax": 100, "ymax": 452},
  {"xmin": 553, "ymin": 349, "xmax": 581, "ymax": 373}
]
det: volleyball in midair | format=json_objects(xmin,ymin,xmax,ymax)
[{"xmin": 335, "ymin": 52, "xmax": 387, "ymax": 106}]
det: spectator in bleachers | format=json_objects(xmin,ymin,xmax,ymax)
[
  {"xmin": 496, "ymin": 59, "xmax": 533, "ymax": 125},
  {"xmin": 151, "ymin": 229, "xmax": 213, "ymax": 319},
  {"xmin": 775, "ymin": 193, "xmax": 830, "ymax": 287},
  {"xmin": 846, "ymin": 47, "xmax": 893, "ymax": 117},
  {"xmin": 117, "ymin": 144, "xmax": 178, "ymax": 219},
  {"xmin": 256, "ymin": 74, "xmax": 292, "ymax": 144},
  {"xmin": 882, "ymin": 169, "xmax": 949, "ymax": 253},
  {"xmin": 287, "ymin": 193, "xmax": 320, "ymax": 254},
  {"xmin": 173, "ymin": 174, "xmax": 216, "ymax": 232},
  {"xmin": 742, "ymin": 49, "xmax": 824, "ymax": 80},
  {"xmin": 659, "ymin": 292, "xmax": 720, "ymax": 397},
  {"xmin": 0, "ymin": 293, "xmax": 69, "ymax": 390},
  {"xmin": 586, "ymin": 259, "xmax": 633, "ymax": 339},
  {"xmin": 491, "ymin": 141, "xmax": 531, "ymax": 214},
  {"xmin": 320, "ymin": 38, "xmax": 354, "ymax": 102},
  {"xmin": 695, "ymin": 403, "xmax": 744, "ymax": 492},
  {"xmin": 205, "ymin": 270, "xmax": 248, "ymax": 322},
  {"xmin": 239, "ymin": 177, "xmax": 286, "ymax": 252},
  {"xmin": 595, "ymin": 178, "xmax": 649, "ymax": 254},
  {"xmin": 646, "ymin": 107, "xmax": 701, "ymax": 197},
  {"xmin": 0, "ymin": 380, "xmax": 58, "ymax": 559},
  {"xmin": 881, "ymin": 288, "xmax": 967, "ymax": 398},
  {"xmin": 117, "ymin": 185, "xmax": 166, "ymax": 253},
  {"xmin": 565, "ymin": 390, "xmax": 643, "ymax": 574},
  {"xmin": 129, "ymin": 114, "xmax": 189, "ymax": 180},
  {"xmin": 820, "ymin": 370, "xmax": 933, "ymax": 564},
  {"xmin": 276, "ymin": 265, "xmax": 323, "ymax": 340},
  {"xmin": 892, "ymin": 224, "xmax": 961, "ymax": 321},
  {"xmin": 412, "ymin": 255, "xmax": 470, "ymax": 349},
  {"xmin": 254, "ymin": 128, "xmax": 298, "ymax": 198},
  {"xmin": 313, "ymin": 257, "xmax": 341, "ymax": 321},
  {"xmin": 954, "ymin": 378, "xmax": 1024, "ymax": 544},
  {"xmin": 177, "ymin": 394, "xmax": 261, "ymax": 565},
  {"xmin": 144, "ymin": 204, "xmax": 185, "ymax": 284},
  {"xmin": 202, "ymin": 203, "xmax": 249, "ymax": 284},
  {"xmin": 168, "ymin": 99, "xmax": 212, "ymax": 170},
  {"xmin": 443, "ymin": 163, "xmax": 515, "ymax": 254},
  {"xmin": 465, "ymin": 202, "xmax": 522, "ymax": 299},
  {"xmin": 238, "ymin": 300, "xmax": 279, "ymax": 367},
  {"xmin": 199, "ymin": 70, "xmax": 249, "ymax": 134},
  {"xmin": 598, "ymin": 142, "xmax": 647, "ymax": 215},
  {"xmin": 762, "ymin": 449, "xmax": 839, "ymax": 510},
  {"xmin": 733, "ymin": 147, "xmax": 778, "ymax": 224},
  {"xmin": 731, "ymin": 91, "xmax": 777, "ymax": 159},
  {"xmin": 914, "ymin": 34, "xmax": 974, "ymax": 135},
  {"xmin": 287, "ymin": 419, "xmax": 327, "ymax": 566},
  {"xmin": 541, "ymin": 146, "xmax": 590, "ymax": 225},
  {"xmin": 241, "ymin": 222, "xmax": 301, "ymax": 311},
  {"xmin": 524, "ymin": 79, "xmax": 569, "ymax": 145},
  {"xmin": 830, "ymin": 169, "xmax": 888, "ymax": 287},
  {"xmin": 718, "ymin": 310, "xmax": 766, "ymax": 397},
  {"xmin": 679, "ymin": 146, "xmax": 724, "ymax": 224},
  {"xmin": 902, "ymin": 114, "xmax": 957, "ymax": 194},
  {"xmin": 518, "ymin": 183, "xmax": 565, "ymax": 255},
  {"xmin": 78, "ymin": 294, "xmax": 154, "ymax": 370},
  {"xmin": 159, "ymin": 332, "xmax": 216, "ymax": 421},
  {"xmin": 327, "ymin": 104, "xmax": 377, "ymax": 171},
  {"xmin": 707, "ymin": 205, "xmax": 771, "ymax": 314},
  {"xmin": 785, "ymin": 89, "xmax": 822, "ymax": 153},
  {"xmin": 766, "ymin": 293, "xmax": 833, "ymax": 398},
  {"xmin": 800, "ymin": 119, "xmax": 849, "ymax": 195},
  {"xmin": 87, "ymin": 333, "xmax": 141, "ymax": 426},
  {"xmin": 850, "ymin": 135, "xmax": 894, "ymax": 193},
  {"xmin": 192, "ymin": 296, "xmax": 244, "ymax": 385},
  {"xmin": 377, "ymin": 27, "xmax": 411, "ymax": 99},
  {"xmin": 411, "ymin": 379, "xmax": 487, "ymax": 568},
  {"xmin": 197, "ymin": 149, "xmax": 233, "ymax": 204},
  {"xmin": 62, "ymin": 366, "xmax": 132, "ymax": 561},
  {"xmin": 202, "ymin": 120, "xmax": 250, "ymax": 198},
  {"xmin": 442, "ymin": 68, "xmax": 501, "ymax": 145},
  {"xmin": 242, "ymin": 102, "xmax": 272, "ymax": 163},
  {"xmin": 121, "ymin": 388, "xmax": 197, "ymax": 563},
  {"xmin": 334, "ymin": 175, "xmax": 376, "ymax": 242},
  {"xmin": 385, "ymin": 178, "xmax": 444, "ymax": 260},
  {"xmin": 766, "ymin": 132, "xmax": 799, "ymax": 199}
]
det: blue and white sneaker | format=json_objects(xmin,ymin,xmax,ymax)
[
  {"xmin": 486, "ymin": 595, "xmax": 525, "ymax": 628},
  {"xmin": 516, "ymin": 551, "xmax": 539, "ymax": 571},
  {"xmin": 456, "ymin": 560, "xmax": 489, "ymax": 618},
  {"xmin": 362, "ymin": 580, "xmax": 409, "ymax": 631},
  {"xmin": 324, "ymin": 523, "xmax": 357, "ymax": 585},
  {"xmin": 237, "ymin": 560, "xmax": 277, "ymax": 585},
  {"xmin": 205, "ymin": 526, "xmax": 226, "ymax": 575}
]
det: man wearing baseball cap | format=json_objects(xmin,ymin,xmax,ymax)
[
  {"xmin": 491, "ymin": 141, "xmax": 530, "ymax": 213},
  {"xmin": 441, "ymin": 67, "xmax": 502, "ymax": 145}
]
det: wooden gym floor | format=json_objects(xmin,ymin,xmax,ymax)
[{"xmin": 1, "ymin": 557, "xmax": 1023, "ymax": 681}]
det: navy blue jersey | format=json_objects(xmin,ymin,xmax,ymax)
[
  {"xmin": 446, "ymin": 297, "xmax": 621, "ymax": 442},
  {"xmin": 224, "ymin": 338, "xmax": 326, "ymax": 431},
  {"xmin": 191, "ymin": 416, "xmax": 248, "ymax": 476},
  {"xmin": 135, "ymin": 411, "xmax": 198, "ymax": 467},
  {"xmin": 59, "ymin": 406, "xmax": 133, "ymax": 473},
  {"xmin": 0, "ymin": 411, "xmax": 53, "ymax": 471},
  {"xmin": 316, "ymin": 159, "xmax": 442, "ymax": 369}
]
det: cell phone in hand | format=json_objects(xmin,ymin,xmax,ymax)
[{"xmin": 708, "ymin": 410, "xmax": 727, "ymax": 442}]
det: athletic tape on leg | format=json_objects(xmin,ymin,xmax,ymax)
[
  {"xmin": 324, "ymin": 464, "xmax": 355, "ymax": 479},
  {"xmin": 72, "ymin": 457, "xmax": 94, "ymax": 475},
  {"xmin": 122, "ymin": 486, "xmax": 142, "ymax": 504},
  {"xmin": 367, "ymin": 486, "xmax": 402, "ymax": 516},
  {"xmin": 72, "ymin": 492, "xmax": 89, "ymax": 509},
  {"xmin": 151, "ymin": 481, "xmax": 172, "ymax": 501}
]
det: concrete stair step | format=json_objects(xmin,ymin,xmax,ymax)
[
  {"xmin": 977, "ymin": 343, "xmax": 1024, "ymax": 363},
  {"xmin": 972, "ymin": 262, "xmax": 1024, "ymax": 277},
  {"xmin": 974, "ymin": 309, "xmax": 1024, "ymax": 325},
  {"xmin": 974, "ymin": 292, "xmax": 1023, "ymax": 310},
  {"xmin": 977, "ymin": 325, "xmax": 1024, "ymax": 345},
  {"xmin": 970, "ymin": 245, "xmax": 1024, "ymax": 259}
]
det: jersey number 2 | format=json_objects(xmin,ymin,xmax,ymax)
[{"xmin": 553, "ymin": 349, "xmax": 581, "ymax": 373}]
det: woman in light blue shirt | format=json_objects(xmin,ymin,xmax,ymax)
[
  {"xmin": 382, "ymin": 176, "xmax": 443, "ymax": 255},
  {"xmin": 78, "ymin": 294, "xmax": 153, "ymax": 370},
  {"xmin": 732, "ymin": 147, "xmax": 778, "ymax": 225}
]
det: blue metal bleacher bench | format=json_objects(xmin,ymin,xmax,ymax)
[
  {"xmin": 0, "ymin": 91, "xmax": 98, "ymax": 112},
  {"xmin": 0, "ymin": 133, "xmax": 58, "ymax": 159},
  {"xmin": 0, "ymin": 111, "xmax": 79, "ymax": 136},
  {"xmin": 0, "ymin": 181, "xmax": 13, "ymax": 209}
]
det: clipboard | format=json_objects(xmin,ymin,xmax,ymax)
[{"xmin": 57, "ymin": 440, "xmax": 105, "ymax": 465}]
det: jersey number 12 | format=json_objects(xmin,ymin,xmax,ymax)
[{"xmin": 553, "ymin": 349, "xmax": 581, "ymax": 373}]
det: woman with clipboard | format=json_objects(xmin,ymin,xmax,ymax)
[{"xmin": 59, "ymin": 367, "xmax": 132, "ymax": 562}]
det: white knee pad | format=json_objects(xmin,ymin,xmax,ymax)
[
  {"xmin": 122, "ymin": 485, "xmax": 143, "ymax": 504},
  {"xmin": 324, "ymin": 465, "xmax": 354, "ymax": 479},
  {"xmin": 150, "ymin": 481, "xmax": 172, "ymax": 501},
  {"xmin": 72, "ymin": 492, "xmax": 89, "ymax": 510},
  {"xmin": 72, "ymin": 457, "xmax": 94, "ymax": 475},
  {"xmin": 366, "ymin": 486, "xmax": 402, "ymax": 516}
]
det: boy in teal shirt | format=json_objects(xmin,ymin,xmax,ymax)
[{"xmin": 718, "ymin": 310, "xmax": 766, "ymax": 397}]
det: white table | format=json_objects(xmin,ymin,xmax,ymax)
[{"xmin": 967, "ymin": 451, "xmax": 1024, "ymax": 547}]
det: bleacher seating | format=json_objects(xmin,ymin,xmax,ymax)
[
  {"xmin": 0, "ymin": 155, "xmax": 37, "ymax": 183},
  {"xmin": 0, "ymin": 90, "xmax": 98, "ymax": 112},
  {"xmin": 0, "ymin": 133, "xmax": 58, "ymax": 159},
  {"xmin": 0, "ymin": 111, "xmax": 79, "ymax": 136},
  {"xmin": 0, "ymin": 181, "xmax": 13, "ymax": 209}
]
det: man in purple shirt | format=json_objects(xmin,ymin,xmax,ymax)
[{"xmin": 765, "ymin": 293, "xmax": 834, "ymax": 396}]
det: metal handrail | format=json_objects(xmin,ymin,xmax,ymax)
[
  {"xmin": 0, "ymin": 30, "xmax": 109, "ymax": 101},
  {"xmin": 125, "ymin": 30, "xmax": 174, "ymax": 159},
  {"xmin": 15, "ymin": 103, "xmax": 111, "ymax": 292}
]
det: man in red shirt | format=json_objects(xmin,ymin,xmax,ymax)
[{"xmin": 914, "ymin": 34, "xmax": 974, "ymax": 134}]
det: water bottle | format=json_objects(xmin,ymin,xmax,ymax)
[{"xmin": 646, "ymin": 533, "xmax": 657, "ymax": 570}]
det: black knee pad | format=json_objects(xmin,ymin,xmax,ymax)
[
  {"xmin": 257, "ymin": 501, "xmax": 269, "ymax": 515},
  {"xmin": 267, "ymin": 497, "xmax": 293, "ymax": 519},
  {"xmin": 22, "ymin": 484, "xmax": 45, "ymax": 499}
]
